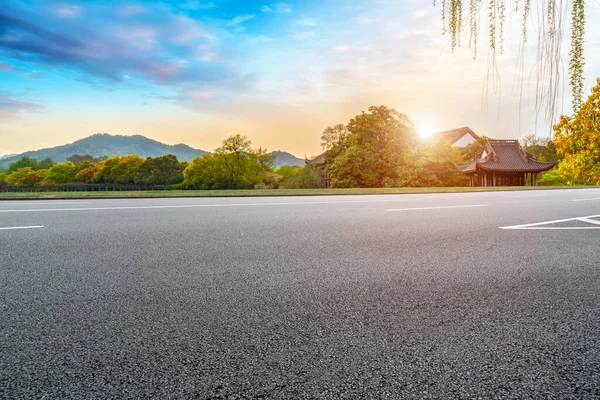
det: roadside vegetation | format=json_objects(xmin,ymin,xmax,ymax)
[{"xmin": 1, "ymin": 80, "xmax": 598, "ymax": 193}]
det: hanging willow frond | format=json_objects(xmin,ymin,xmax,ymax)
[
  {"xmin": 436, "ymin": 0, "xmax": 587, "ymax": 135},
  {"xmin": 569, "ymin": 0, "xmax": 585, "ymax": 111}
]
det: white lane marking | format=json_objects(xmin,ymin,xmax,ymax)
[
  {"xmin": 500, "ymin": 214, "xmax": 600, "ymax": 230},
  {"xmin": 0, "ymin": 225, "xmax": 44, "ymax": 230},
  {"xmin": 0, "ymin": 201, "xmax": 91, "ymax": 205},
  {"xmin": 384, "ymin": 204, "xmax": 488, "ymax": 212},
  {"xmin": 0, "ymin": 198, "xmax": 414, "ymax": 213},
  {"xmin": 504, "ymin": 194, "xmax": 548, "ymax": 198},
  {"xmin": 573, "ymin": 197, "xmax": 600, "ymax": 202}
]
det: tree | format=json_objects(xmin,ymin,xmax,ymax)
[
  {"xmin": 437, "ymin": 0, "xmax": 586, "ymax": 122},
  {"xmin": 110, "ymin": 155, "xmax": 144, "ymax": 185},
  {"xmin": 8, "ymin": 157, "xmax": 40, "ymax": 172},
  {"xmin": 45, "ymin": 162, "xmax": 78, "ymax": 184},
  {"xmin": 93, "ymin": 157, "xmax": 121, "ymax": 183},
  {"xmin": 75, "ymin": 164, "xmax": 99, "ymax": 183},
  {"xmin": 38, "ymin": 157, "xmax": 54, "ymax": 170},
  {"xmin": 135, "ymin": 154, "xmax": 184, "ymax": 185},
  {"xmin": 67, "ymin": 154, "xmax": 107, "ymax": 164},
  {"xmin": 5, "ymin": 167, "xmax": 47, "ymax": 186},
  {"xmin": 215, "ymin": 134, "xmax": 253, "ymax": 188},
  {"xmin": 321, "ymin": 124, "xmax": 349, "ymax": 151},
  {"xmin": 183, "ymin": 154, "xmax": 227, "ymax": 189},
  {"xmin": 553, "ymin": 78, "xmax": 600, "ymax": 184},
  {"xmin": 326, "ymin": 106, "xmax": 417, "ymax": 188},
  {"xmin": 184, "ymin": 136, "xmax": 274, "ymax": 189}
]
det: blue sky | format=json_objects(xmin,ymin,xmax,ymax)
[{"xmin": 1, "ymin": 0, "xmax": 599, "ymax": 156}]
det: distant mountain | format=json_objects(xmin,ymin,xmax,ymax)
[
  {"xmin": 271, "ymin": 150, "xmax": 304, "ymax": 167},
  {"xmin": 0, "ymin": 134, "xmax": 208, "ymax": 169},
  {"xmin": 0, "ymin": 153, "xmax": 17, "ymax": 160},
  {"xmin": 0, "ymin": 134, "xmax": 305, "ymax": 170}
]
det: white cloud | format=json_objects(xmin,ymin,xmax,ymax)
[
  {"xmin": 262, "ymin": 3, "xmax": 292, "ymax": 14},
  {"xmin": 227, "ymin": 14, "xmax": 255, "ymax": 26},
  {"xmin": 52, "ymin": 4, "xmax": 82, "ymax": 18},
  {"xmin": 248, "ymin": 36, "xmax": 274, "ymax": 44},
  {"xmin": 274, "ymin": 3, "xmax": 292, "ymax": 13},
  {"xmin": 294, "ymin": 31, "xmax": 315, "ymax": 40},
  {"xmin": 334, "ymin": 45, "xmax": 349, "ymax": 52},
  {"xmin": 293, "ymin": 18, "xmax": 317, "ymax": 27}
]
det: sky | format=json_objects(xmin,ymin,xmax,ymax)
[{"xmin": 1, "ymin": 0, "xmax": 599, "ymax": 157}]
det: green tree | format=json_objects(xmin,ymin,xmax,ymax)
[
  {"xmin": 321, "ymin": 124, "xmax": 349, "ymax": 151},
  {"xmin": 183, "ymin": 154, "xmax": 227, "ymax": 189},
  {"xmin": 135, "ymin": 154, "xmax": 184, "ymax": 185},
  {"xmin": 215, "ymin": 134, "xmax": 254, "ymax": 188},
  {"xmin": 553, "ymin": 78, "xmax": 600, "ymax": 184},
  {"xmin": 111, "ymin": 154, "xmax": 144, "ymax": 185},
  {"xmin": 9, "ymin": 156, "xmax": 40, "ymax": 172},
  {"xmin": 45, "ymin": 162, "xmax": 78, "ymax": 184},
  {"xmin": 5, "ymin": 167, "xmax": 47, "ymax": 186},
  {"xmin": 326, "ymin": 106, "xmax": 417, "ymax": 188},
  {"xmin": 38, "ymin": 157, "xmax": 54, "ymax": 170}
]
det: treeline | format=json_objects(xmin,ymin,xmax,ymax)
[
  {"xmin": 0, "ymin": 135, "xmax": 323, "ymax": 189},
  {"xmin": 319, "ymin": 106, "xmax": 477, "ymax": 188}
]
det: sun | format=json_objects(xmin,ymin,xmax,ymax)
[{"xmin": 417, "ymin": 124, "xmax": 434, "ymax": 139}]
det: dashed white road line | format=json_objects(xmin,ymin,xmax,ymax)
[
  {"xmin": 0, "ymin": 201, "xmax": 91, "ymax": 205},
  {"xmin": 504, "ymin": 194, "xmax": 548, "ymax": 198},
  {"xmin": 385, "ymin": 205, "xmax": 488, "ymax": 212},
  {"xmin": 573, "ymin": 198, "xmax": 600, "ymax": 202},
  {"xmin": 0, "ymin": 225, "xmax": 44, "ymax": 230},
  {"xmin": 0, "ymin": 198, "xmax": 413, "ymax": 213}
]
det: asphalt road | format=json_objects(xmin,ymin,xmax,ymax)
[{"xmin": 1, "ymin": 189, "xmax": 600, "ymax": 399}]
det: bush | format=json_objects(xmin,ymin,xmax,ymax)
[{"xmin": 280, "ymin": 166, "xmax": 324, "ymax": 189}]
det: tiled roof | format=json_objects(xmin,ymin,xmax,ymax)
[
  {"xmin": 436, "ymin": 126, "xmax": 480, "ymax": 145},
  {"xmin": 305, "ymin": 153, "xmax": 326, "ymax": 166},
  {"xmin": 456, "ymin": 139, "xmax": 556, "ymax": 173}
]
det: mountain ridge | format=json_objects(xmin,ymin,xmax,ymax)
[{"xmin": 0, "ymin": 134, "xmax": 305, "ymax": 169}]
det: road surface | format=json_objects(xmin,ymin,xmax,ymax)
[{"xmin": 1, "ymin": 189, "xmax": 600, "ymax": 399}]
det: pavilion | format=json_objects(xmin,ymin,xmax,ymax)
[{"xmin": 456, "ymin": 139, "xmax": 556, "ymax": 187}]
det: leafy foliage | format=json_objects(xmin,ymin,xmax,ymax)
[
  {"xmin": 5, "ymin": 167, "xmax": 47, "ymax": 186},
  {"xmin": 553, "ymin": 78, "xmax": 600, "ymax": 184},
  {"xmin": 8, "ymin": 156, "xmax": 54, "ymax": 172},
  {"xmin": 325, "ymin": 106, "xmax": 417, "ymax": 188},
  {"xmin": 45, "ymin": 162, "xmax": 78, "ymax": 184},
  {"xmin": 135, "ymin": 155, "xmax": 184, "ymax": 185},
  {"xmin": 280, "ymin": 166, "xmax": 325, "ymax": 189},
  {"xmin": 184, "ymin": 135, "xmax": 275, "ymax": 189}
]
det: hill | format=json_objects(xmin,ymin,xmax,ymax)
[
  {"xmin": 0, "ymin": 134, "xmax": 208, "ymax": 169},
  {"xmin": 0, "ymin": 134, "xmax": 305, "ymax": 170},
  {"xmin": 271, "ymin": 150, "xmax": 304, "ymax": 167}
]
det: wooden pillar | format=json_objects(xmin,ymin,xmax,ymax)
[{"xmin": 493, "ymin": 172, "xmax": 496, "ymax": 187}]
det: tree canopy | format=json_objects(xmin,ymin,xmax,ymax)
[{"xmin": 552, "ymin": 78, "xmax": 600, "ymax": 184}]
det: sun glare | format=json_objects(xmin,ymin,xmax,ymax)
[{"xmin": 417, "ymin": 124, "xmax": 434, "ymax": 139}]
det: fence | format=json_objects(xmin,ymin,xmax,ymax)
[{"xmin": 0, "ymin": 184, "xmax": 176, "ymax": 192}]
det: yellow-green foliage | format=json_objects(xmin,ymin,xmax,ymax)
[
  {"xmin": 5, "ymin": 167, "xmax": 47, "ymax": 186},
  {"xmin": 45, "ymin": 161, "xmax": 78, "ymax": 184},
  {"xmin": 553, "ymin": 78, "xmax": 600, "ymax": 185}
]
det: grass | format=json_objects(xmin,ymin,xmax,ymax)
[{"xmin": 0, "ymin": 186, "xmax": 592, "ymax": 200}]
